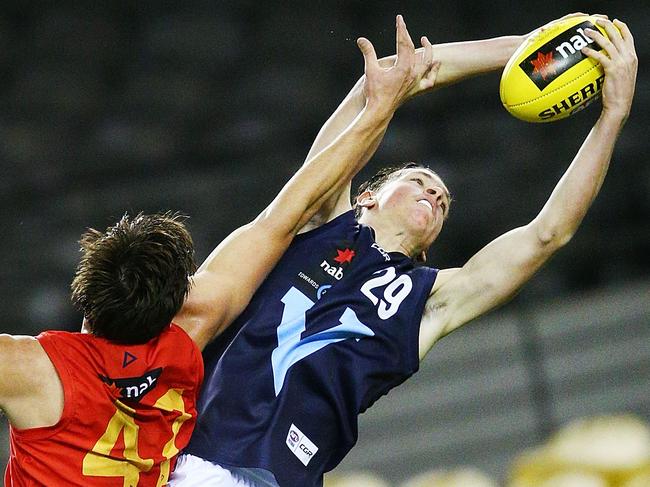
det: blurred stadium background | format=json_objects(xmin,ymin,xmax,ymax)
[{"xmin": 1, "ymin": 1, "xmax": 648, "ymax": 485}]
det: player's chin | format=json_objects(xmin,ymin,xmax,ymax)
[
  {"xmin": 407, "ymin": 212, "xmax": 431, "ymax": 234},
  {"xmin": 408, "ymin": 212, "xmax": 439, "ymax": 242}
]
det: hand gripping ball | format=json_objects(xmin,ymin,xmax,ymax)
[{"xmin": 500, "ymin": 15, "xmax": 610, "ymax": 122}]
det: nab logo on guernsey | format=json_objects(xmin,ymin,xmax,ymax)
[
  {"xmin": 99, "ymin": 367, "xmax": 162, "ymax": 402},
  {"xmin": 286, "ymin": 423, "xmax": 319, "ymax": 466},
  {"xmin": 320, "ymin": 248, "xmax": 355, "ymax": 281},
  {"xmin": 320, "ymin": 260, "xmax": 344, "ymax": 280}
]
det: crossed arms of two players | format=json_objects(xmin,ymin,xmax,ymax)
[
  {"xmin": 175, "ymin": 15, "xmax": 532, "ymax": 349},
  {"xmin": 174, "ymin": 15, "xmax": 441, "ymax": 349},
  {"xmin": 177, "ymin": 15, "xmax": 637, "ymax": 355},
  {"xmin": 0, "ymin": 14, "xmax": 523, "ymax": 417}
]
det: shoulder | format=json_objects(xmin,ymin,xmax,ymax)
[
  {"xmin": 0, "ymin": 334, "xmax": 50, "ymax": 380},
  {"xmin": 167, "ymin": 324, "xmax": 204, "ymax": 374},
  {"xmin": 428, "ymin": 267, "xmax": 461, "ymax": 295},
  {"xmin": 0, "ymin": 333, "xmax": 62, "ymax": 426},
  {"xmin": 297, "ymin": 208, "xmax": 357, "ymax": 235},
  {"xmin": 127, "ymin": 325, "xmax": 205, "ymax": 396},
  {"xmin": 298, "ymin": 183, "xmax": 354, "ymax": 235}
]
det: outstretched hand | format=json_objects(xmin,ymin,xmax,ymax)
[
  {"xmin": 357, "ymin": 15, "xmax": 440, "ymax": 117},
  {"xmin": 582, "ymin": 18, "xmax": 637, "ymax": 124}
]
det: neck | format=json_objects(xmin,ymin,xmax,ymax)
[{"xmin": 361, "ymin": 216, "xmax": 423, "ymax": 260}]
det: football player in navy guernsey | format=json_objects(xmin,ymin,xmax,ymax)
[
  {"xmin": 171, "ymin": 15, "xmax": 637, "ymax": 487},
  {"xmin": 0, "ymin": 13, "xmax": 437, "ymax": 486}
]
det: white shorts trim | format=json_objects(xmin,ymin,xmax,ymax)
[{"xmin": 169, "ymin": 454, "xmax": 254, "ymax": 487}]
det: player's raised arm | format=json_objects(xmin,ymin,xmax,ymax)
[
  {"xmin": 300, "ymin": 13, "xmax": 612, "ymax": 230},
  {"xmin": 424, "ymin": 13, "xmax": 611, "ymax": 90},
  {"xmin": 175, "ymin": 15, "xmax": 438, "ymax": 350},
  {"xmin": 419, "ymin": 18, "xmax": 637, "ymax": 356},
  {"xmin": 299, "ymin": 24, "xmax": 539, "ymax": 231},
  {"xmin": 299, "ymin": 26, "xmax": 440, "ymax": 232}
]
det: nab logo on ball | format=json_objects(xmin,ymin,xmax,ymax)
[
  {"xmin": 519, "ymin": 21, "xmax": 598, "ymax": 90},
  {"xmin": 500, "ymin": 15, "xmax": 610, "ymax": 123}
]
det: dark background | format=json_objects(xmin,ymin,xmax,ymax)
[{"xmin": 1, "ymin": 1, "xmax": 648, "ymax": 484}]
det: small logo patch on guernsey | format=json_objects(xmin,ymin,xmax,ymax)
[
  {"xmin": 122, "ymin": 351, "xmax": 138, "ymax": 368},
  {"xmin": 286, "ymin": 423, "xmax": 318, "ymax": 466}
]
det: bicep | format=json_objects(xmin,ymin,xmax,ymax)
[
  {"xmin": 423, "ymin": 224, "xmax": 556, "ymax": 346},
  {"xmin": 174, "ymin": 220, "xmax": 292, "ymax": 350},
  {"xmin": 0, "ymin": 335, "xmax": 53, "ymax": 414},
  {"xmin": 0, "ymin": 335, "xmax": 36, "ymax": 398}
]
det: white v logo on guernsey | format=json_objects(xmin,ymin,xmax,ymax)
[{"xmin": 271, "ymin": 286, "xmax": 374, "ymax": 396}]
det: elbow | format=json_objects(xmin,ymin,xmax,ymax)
[
  {"xmin": 251, "ymin": 212, "xmax": 300, "ymax": 254},
  {"xmin": 535, "ymin": 223, "xmax": 574, "ymax": 251},
  {"xmin": 531, "ymin": 219, "xmax": 575, "ymax": 253},
  {"xmin": 256, "ymin": 196, "xmax": 317, "ymax": 237},
  {"xmin": 254, "ymin": 208, "xmax": 294, "ymax": 237}
]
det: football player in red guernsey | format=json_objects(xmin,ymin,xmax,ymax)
[{"xmin": 0, "ymin": 14, "xmax": 441, "ymax": 486}]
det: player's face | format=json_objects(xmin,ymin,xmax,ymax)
[{"xmin": 374, "ymin": 168, "xmax": 451, "ymax": 247}]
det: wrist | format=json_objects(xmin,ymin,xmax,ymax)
[
  {"xmin": 598, "ymin": 108, "xmax": 628, "ymax": 131},
  {"xmin": 356, "ymin": 104, "xmax": 395, "ymax": 131},
  {"xmin": 596, "ymin": 108, "xmax": 628, "ymax": 137},
  {"xmin": 500, "ymin": 35, "xmax": 527, "ymax": 66}
]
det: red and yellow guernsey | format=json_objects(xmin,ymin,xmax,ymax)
[{"xmin": 5, "ymin": 323, "xmax": 203, "ymax": 487}]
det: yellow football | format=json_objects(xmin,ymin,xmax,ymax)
[{"xmin": 500, "ymin": 15, "xmax": 609, "ymax": 123}]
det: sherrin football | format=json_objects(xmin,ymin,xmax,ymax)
[{"xmin": 500, "ymin": 15, "xmax": 609, "ymax": 123}]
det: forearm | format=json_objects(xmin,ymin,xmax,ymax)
[
  {"xmin": 379, "ymin": 35, "xmax": 524, "ymax": 88},
  {"xmin": 304, "ymin": 77, "xmax": 366, "ymax": 162},
  {"xmin": 306, "ymin": 34, "xmax": 525, "ymax": 163},
  {"xmin": 265, "ymin": 105, "xmax": 392, "ymax": 234},
  {"xmin": 533, "ymin": 111, "xmax": 625, "ymax": 246},
  {"xmin": 425, "ymin": 111, "xmax": 624, "ymax": 342}
]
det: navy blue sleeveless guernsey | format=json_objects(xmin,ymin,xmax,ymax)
[{"xmin": 186, "ymin": 210, "xmax": 438, "ymax": 486}]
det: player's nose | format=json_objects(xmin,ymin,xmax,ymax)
[{"xmin": 426, "ymin": 186, "xmax": 444, "ymax": 202}]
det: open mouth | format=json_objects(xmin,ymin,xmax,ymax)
[{"xmin": 417, "ymin": 200, "xmax": 433, "ymax": 212}]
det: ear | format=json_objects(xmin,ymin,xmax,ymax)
[
  {"xmin": 81, "ymin": 317, "xmax": 91, "ymax": 334},
  {"xmin": 355, "ymin": 190, "xmax": 376, "ymax": 209}
]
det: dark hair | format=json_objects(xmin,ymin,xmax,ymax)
[
  {"xmin": 71, "ymin": 212, "xmax": 196, "ymax": 344},
  {"xmin": 354, "ymin": 162, "xmax": 445, "ymax": 219}
]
